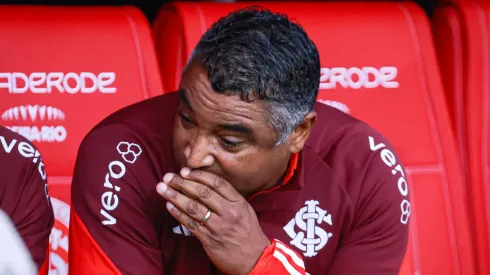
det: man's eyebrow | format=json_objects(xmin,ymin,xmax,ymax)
[
  {"xmin": 218, "ymin": 123, "xmax": 253, "ymax": 135},
  {"xmin": 178, "ymin": 89, "xmax": 193, "ymax": 111}
]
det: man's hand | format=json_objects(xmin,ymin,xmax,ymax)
[{"xmin": 156, "ymin": 168, "xmax": 271, "ymax": 275}]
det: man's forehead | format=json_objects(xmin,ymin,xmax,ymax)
[{"xmin": 179, "ymin": 88, "xmax": 268, "ymax": 122}]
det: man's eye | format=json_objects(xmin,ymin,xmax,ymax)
[
  {"xmin": 178, "ymin": 112, "xmax": 192, "ymax": 124},
  {"xmin": 220, "ymin": 137, "xmax": 242, "ymax": 148}
]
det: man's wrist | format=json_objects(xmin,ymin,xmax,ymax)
[{"xmin": 241, "ymin": 234, "xmax": 271, "ymax": 275}]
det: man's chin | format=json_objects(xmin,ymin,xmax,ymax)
[{"xmin": 173, "ymin": 155, "xmax": 185, "ymax": 172}]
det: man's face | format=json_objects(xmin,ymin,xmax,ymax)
[{"xmin": 172, "ymin": 60, "xmax": 293, "ymax": 197}]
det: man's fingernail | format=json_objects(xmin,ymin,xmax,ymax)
[
  {"xmin": 203, "ymin": 155, "xmax": 214, "ymax": 166},
  {"xmin": 166, "ymin": 201, "xmax": 175, "ymax": 210},
  {"xmin": 180, "ymin": 167, "xmax": 190, "ymax": 177},
  {"xmin": 163, "ymin": 173, "xmax": 174, "ymax": 183},
  {"xmin": 157, "ymin": 183, "xmax": 167, "ymax": 194}
]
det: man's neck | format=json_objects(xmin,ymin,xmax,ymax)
[{"xmin": 244, "ymin": 154, "xmax": 295, "ymax": 200}]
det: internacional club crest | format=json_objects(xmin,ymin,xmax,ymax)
[{"xmin": 283, "ymin": 200, "xmax": 333, "ymax": 257}]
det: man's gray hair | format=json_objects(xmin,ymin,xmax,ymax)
[{"xmin": 185, "ymin": 6, "xmax": 320, "ymax": 145}]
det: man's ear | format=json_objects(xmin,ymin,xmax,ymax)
[{"xmin": 288, "ymin": 111, "xmax": 317, "ymax": 153}]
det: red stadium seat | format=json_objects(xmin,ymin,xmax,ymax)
[
  {"xmin": 153, "ymin": 2, "xmax": 477, "ymax": 274},
  {"xmin": 0, "ymin": 6, "xmax": 164, "ymax": 274},
  {"xmin": 433, "ymin": 1, "xmax": 490, "ymax": 274}
]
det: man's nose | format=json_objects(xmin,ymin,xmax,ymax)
[{"xmin": 184, "ymin": 134, "xmax": 215, "ymax": 169}]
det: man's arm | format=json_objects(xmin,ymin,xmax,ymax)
[
  {"xmin": 0, "ymin": 131, "xmax": 54, "ymax": 271},
  {"xmin": 0, "ymin": 209, "xmax": 38, "ymax": 275},
  {"xmin": 68, "ymin": 125, "xmax": 163, "ymax": 275},
  {"xmin": 327, "ymin": 129, "xmax": 410, "ymax": 274},
  {"xmin": 249, "ymin": 239, "xmax": 306, "ymax": 275},
  {"xmin": 19, "ymin": 162, "xmax": 53, "ymax": 272}
]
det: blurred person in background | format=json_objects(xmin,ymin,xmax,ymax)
[
  {"xmin": 69, "ymin": 6, "xmax": 409, "ymax": 275},
  {"xmin": 0, "ymin": 209, "xmax": 38, "ymax": 275},
  {"xmin": 0, "ymin": 125, "xmax": 54, "ymax": 274}
]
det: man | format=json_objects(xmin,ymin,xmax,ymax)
[
  {"xmin": 0, "ymin": 209, "xmax": 38, "ymax": 275},
  {"xmin": 0, "ymin": 125, "xmax": 53, "ymax": 273},
  {"xmin": 68, "ymin": 7, "xmax": 410, "ymax": 274}
]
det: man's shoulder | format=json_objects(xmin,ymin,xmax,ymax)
[
  {"xmin": 306, "ymin": 103, "xmax": 402, "ymax": 191},
  {"xmin": 80, "ymin": 91, "xmax": 177, "ymax": 158},
  {"xmin": 71, "ymin": 109, "xmax": 174, "ymax": 227},
  {"xmin": 0, "ymin": 125, "xmax": 47, "ymax": 181},
  {"xmin": 0, "ymin": 126, "xmax": 49, "ymax": 221},
  {"xmin": 95, "ymin": 91, "xmax": 178, "ymax": 133},
  {"xmin": 0, "ymin": 124, "xmax": 39, "ymax": 152},
  {"xmin": 72, "ymin": 92, "xmax": 178, "ymax": 204},
  {"xmin": 302, "ymin": 105, "xmax": 409, "ymax": 234},
  {"xmin": 308, "ymin": 102, "xmax": 390, "ymax": 159}
]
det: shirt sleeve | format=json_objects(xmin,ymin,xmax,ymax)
[
  {"xmin": 68, "ymin": 124, "xmax": 164, "ymax": 275},
  {"xmin": 326, "ymin": 128, "xmax": 410, "ymax": 274},
  {"xmin": 5, "ymin": 140, "xmax": 54, "ymax": 270},
  {"xmin": 249, "ymin": 239, "xmax": 306, "ymax": 275}
]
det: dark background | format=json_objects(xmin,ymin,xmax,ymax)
[{"xmin": 0, "ymin": 0, "xmax": 439, "ymax": 22}]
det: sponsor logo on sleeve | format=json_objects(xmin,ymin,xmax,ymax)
[
  {"xmin": 116, "ymin": 142, "xmax": 142, "ymax": 164},
  {"xmin": 0, "ymin": 134, "xmax": 49, "ymax": 205},
  {"xmin": 0, "ymin": 134, "xmax": 47, "ymax": 181},
  {"xmin": 369, "ymin": 136, "xmax": 411, "ymax": 225},
  {"xmin": 100, "ymin": 141, "xmax": 142, "ymax": 226}
]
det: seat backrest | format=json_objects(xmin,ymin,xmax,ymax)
[
  {"xmin": 0, "ymin": 5, "xmax": 163, "ymax": 177},
  {"xmin": 153, "ymin": 2, "xmax": 476, "ymax": 274},
  {"xmin": 0, "ymin": 6, "xmax": 164, "ymax": 274},
  {"xmin": 433, "ymin": 1, "xmax": 490, "ymax": 274}
]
